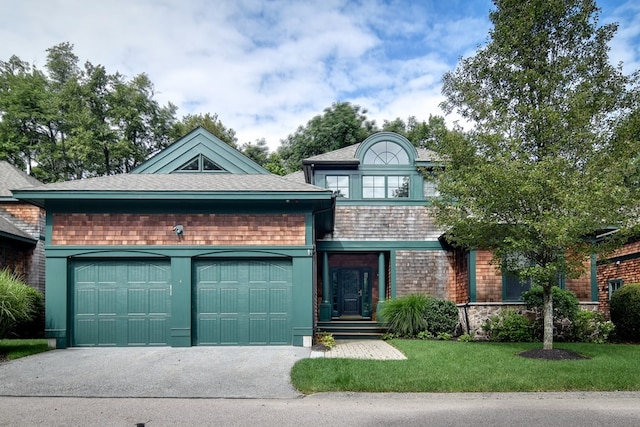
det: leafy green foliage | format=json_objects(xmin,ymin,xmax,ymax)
[
  {"xmin": 0, "ymin": 269, "xmax": 39, "ymax": 339},
  {"xmin": 523, "ymin": 286, "xmax": 579, "ymax": 323},
  {"xmin": 609, "ymin": 283, "xmax": 640, "ymax": 342},
  {"xmin": 170, "ymin": 113, "xmax": 238, "ymax": 148},
  {"xmin": 0, "ymin": 42, "xmax": 179, "ymax": 182},
  {"xmin": 11, "ymin": 286, "xmax": 44, "ymax": 338},
  {"xmin": 277, "ymin": 102, "xmax": 377, "ymax": 173},
  {"xmin": 379, "ymin": 294, "xmax": 459, "ymax": 338},
  {"xmin": 572, "ymin": 310, "xmax": 614, "ymax": 344},
  {"xmin": 423, "ymin": 297, "xmax": 459, "ymax": 335},
  {"xmin": 379, "ymin": 294, "xmax": 429, "ymax": 337},
  {"xmin": 435, "ymin": 0, "xmax": 640, "ymax": 349},
  {"xmin": 482, "ymin": 309, "xmax": 534, "ymax": 342},
  {"xmin": 315, "ymin": 331, "xmax": 336, "ymax": 349}
]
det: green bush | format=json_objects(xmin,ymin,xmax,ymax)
[
  {"xmin": 11, "ymin": 286, "xmax": 44, "ymax": 338},
  {"xmin": 423, "ymin": 297, "xmax": 459, "ymax": 335},
  {"xmin": 522, "ymin": 285, "xmax": 579, "ymax": 340},
  {"xmin": 609, "ymin": 283, "xmax": 640, "ymax": 342},
  {"xmin": 379, "ymin": 294, "xmax": 429, "ymax": 337},
  {"xmin": 522, "ymin": 285, "xmax": 579, "ymax": 323},
  {"xmin": 0, "ymin": 269, "xmax": 38, "ymax": 339},
  {"xmin": 572, "ymin": 310, "xmax": 614, "ymax": 343},
  {"xmin": 482, "ymin": 309, "xmax": 534, "ymax": 342}
]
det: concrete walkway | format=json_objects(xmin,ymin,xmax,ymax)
[{"xmin": 311, "ymin": 340, "xmax": 407, "ymax": 360}]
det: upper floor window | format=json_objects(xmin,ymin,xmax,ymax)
[
  {"xmin": 174, "ymin": 154, "xmax": 223, "ymax": 172},
  {"xmin": 363, "ymin": 141, "xmax": 409, "ymax": 165},
  {"xmin": 363, "ymin": 175, "xmax": 409, "ymax": 198},
  {"xmin": 326, "ymin": 175, "xmax": 350, "ymax": 198}
]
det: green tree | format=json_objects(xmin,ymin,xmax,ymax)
[
  {"xmin": 435, "ymin": 0, "xmax": 639, "ymax": 350},
  {"xmin": 277, "ymin": 101, "xmax": 378, "ymax": 173},
  {"xmin": 170, "ymin": 113, "xmax": 237, "ymax": 148},
  {"xmin": 0, "ymin": 43, "xmax": 178, "ymax": 181}
]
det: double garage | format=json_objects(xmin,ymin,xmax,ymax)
[{"xmin": 71, "ymin": 258, "xmax": 293, "ymax": 346}]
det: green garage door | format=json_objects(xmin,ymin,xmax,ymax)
[
  {"xmin": 194, "ymin": 259, "xmax": 292, "ymax": 345},
  {"xmin": 72, "ymin": 260, "xmax": 171, "ymax": 346}
]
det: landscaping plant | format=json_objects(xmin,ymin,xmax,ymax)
[
  {"xmin": 379, "ymin": 294, "xmax": 429, "ymax": 337},
  {"xmin": 523, "ymin": 285, "xmax": 579, "ymax": 341},
  {"xmin": 609, "ymin": 283, "xmax": 640, "ymax": 342},
  {"xmin": 0, "ymin": 269, "xmax": 39, "ymax": 339},
  {"xmin": 482, "ymin": 309, "xmax": 534, "ymax": 342}
]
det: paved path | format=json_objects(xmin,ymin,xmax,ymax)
[{"xmin": 311, "ymin": 339, "xmax": 407, "ymax": 360}]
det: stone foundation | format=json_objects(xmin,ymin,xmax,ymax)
[{"xmin": 457, "ymin": 302, "xmax": 600, "ymax": 340}]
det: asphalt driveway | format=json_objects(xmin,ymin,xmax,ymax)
[{"xmin": 0, "ymin": 346, "xmax": 311, "ymax": 398}]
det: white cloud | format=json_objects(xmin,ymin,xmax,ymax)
[{"xmin": 1, "ymin": 0, "xmax": 639, "ymax": 152}]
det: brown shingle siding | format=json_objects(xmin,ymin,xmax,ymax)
[{"xmin": 52, "ymin": 213, "xmax": 306, "ymax": 246}]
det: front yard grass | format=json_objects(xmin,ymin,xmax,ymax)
[
  {"xmin": 0, "ymin": 339, "xmax": 49, "ymax": 361},
  {"xmin": 291, "ymin": 340, "xmax": 640, "ymax": 394}
]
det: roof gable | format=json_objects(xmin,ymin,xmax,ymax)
[
  {"xmin": 0, "ymin": 161, "xmax": 43, "ymax": 199},
  {"xmin": 131, "ymin": 127, "xmax": 270, "ymax": 175}
]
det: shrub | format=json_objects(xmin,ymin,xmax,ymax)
[
  {"xmin": 523, "ymin": 285, "xmax": 579, "ymax": 323},
  {"xmin": 609, "ymin": 283, "xmax": 640, "ymax": 342},
  {"xmin": 379, "ymin": 294, "xmax": 429, "ymax": 337},
  {"xmin": 423, "ymin": 298, "xmax": 459, "ymax": 336},
  {"xmin": 0, "ymin": 269, "xmax": 38, "ymax": 339},
  {"xmin": 572, "ymin": 310, "xmax": 614, "ymax": 344},
  {"xmin": 523, "ymin": 285, "xmax": 579, "ymax": 340},
  {"xmin": 11, "ymin": 287, "xmax": 44, "ymax": 338},
  {"xmin": 482, "ymin": 309, "xmax": 534, "ymax": 342},
  {"xmin": 315, "ymin": 331, "xmax": 336, "ymax": 349}
]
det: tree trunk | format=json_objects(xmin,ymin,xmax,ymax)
[{"xmin": 543, "ymin": 286, "xmax": 554, "ymax": 350}]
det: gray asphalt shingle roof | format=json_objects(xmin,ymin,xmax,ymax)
[
  {"xmin": 303, "ymin": 143, "xmax": 442, "ymax": 163},
  {"xmin": 0, "ymin": 161, "xmax": 42, "ymax": 198},
  {"xmin": 0, "ymin": 215, "xmax": 35, "ymax": 242},
  {"xmin": 18, "ymin": 173, "xmax": 330, "ymax": 193}
]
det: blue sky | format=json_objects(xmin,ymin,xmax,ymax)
[{"xmin": 1, "ymin": 0, "xmax": 639, "ymax": 151}]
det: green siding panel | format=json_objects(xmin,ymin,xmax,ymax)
[
  {"xmin": 71, "ymin": 260, "xmax": 171, "ymax": 346},
  {"xmin": 194, "ymin": 259, "xmax": 292, "ymax": 345}
]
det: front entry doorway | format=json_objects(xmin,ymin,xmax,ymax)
[{"xmin": 330, "ymin": 267, "xmax": 372, "ymax": 318}]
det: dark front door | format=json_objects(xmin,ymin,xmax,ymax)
[{"xmin": 331, "ymin": 267, "xmax": 372, "ymax": 318}]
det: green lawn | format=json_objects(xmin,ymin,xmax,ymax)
[
  {"xmin": 291, "ymin": 340, "xmax": 640, "ymax": 394},
  {"xmin": 0, "ymin": 339, "xmax": 50, "ymax": 361}
]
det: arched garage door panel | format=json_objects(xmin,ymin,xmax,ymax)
[
  {"xmin": 72, "ymin": 260, "xmax": 171, "ymax": 346},
  {"xmin": 194, "ymin": 259, "xmax": 292, "ymax": 345}
]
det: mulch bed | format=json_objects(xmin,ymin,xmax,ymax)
[{"xmin": 519, "ymin": 348, "xmax": 589, "ymax": 361}]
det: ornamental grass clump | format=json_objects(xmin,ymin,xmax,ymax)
[
  {"xmin": 0, "ymin": 269, "xmax": 39, "ymax": 339},
  {"xmin": 379, "ymin": 294, "xmax": 430, "ymax": 337}
]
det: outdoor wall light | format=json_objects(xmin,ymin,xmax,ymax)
[{"xmin": 173, "ymin": 225, "xmax": 184, "ymax": 236}]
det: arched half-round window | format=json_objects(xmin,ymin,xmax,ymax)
[{"xmin": 363, "ymin": 141, "xmax": 410, "ymax": 165}]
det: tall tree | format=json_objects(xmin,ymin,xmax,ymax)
[
  {"xmin": 435, "ymin": 0, "xmax": 639, "ymax": 349},
  {"xmin": 277, "ymin": 101, "xmax": 378, "ymax": 173},
  {"xmin": 170, "ymin": 113, "xmax": 237, "ymax": 148}
]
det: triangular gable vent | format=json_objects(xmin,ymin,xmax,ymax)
[{"xmin": 173, "ymin": 154, "xmax": 225, "ymax": 172}]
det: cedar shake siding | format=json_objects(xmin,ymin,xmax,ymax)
[
  {"xmin": 52, "ymin": 213, "xmax": 306, "ymax": 246},
  {"xmin": 597, "ymin": 240, "xmax": 640, "ymax": 316},
  {"xmin": 325, "ymin": 206, "xmax": 441, "ymax": 241},
  {"xmin": 395, "ymin": 250, "xmax": 452, "ymax": 299}
]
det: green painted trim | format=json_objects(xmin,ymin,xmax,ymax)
[
  {"xmin": 389, "ymin": 250, "xmax": 396, "ymax": 298},
  {"xmin": 317, "ymin": 240, "xmax": 445, "ymax": 251},
  {"xmin": 292, "ymin": 257, "xmax": 313, "ymax": 346},
  {"xmin": 45, "ymin": 257, "xmax": 68, "ymax": 348},
  {"xmin": 596, "ymin": 250, "xmax": 640, "ymax": 265},
  {"xmin": 44, "ymin": 246, "xmax": 314, "ymax": 258},
  {"xmin": 171, "ymin": 257, "xmax": 192, "ymax": 347},
  {"xmin": 131, "ymin": 127, "xmax": 270, "ymax": 175},
  {"xmin": 378, "ymin": 252, "xmax": 386, "ymax": 302},
  {"xmin": 591, "ymin": 253, "xmax": 598, "ymax": 302},
  {"xmin": 468, "ymin": 250, "xmax": 476, "ymax": 303},
  {"xmin": 0, "ymin": 231, "xmax": 36, "ymax": 244}
]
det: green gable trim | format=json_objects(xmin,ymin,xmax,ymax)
[
  {"xmin": 317, "ymin": 240, "xmax": 445, "ymax": 251},
  {"xmin": 132, "ymin": 127, "xmax": 270, "ymax": 175}
]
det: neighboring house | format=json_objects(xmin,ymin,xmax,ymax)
[
  {"xmin": 596, "ymin": 239, "xmax": 640, "ymax": 316},
  {"xmin": 0, "ymin": 161, "xmax": 45, "ymax": 293},
  {"xmin": 12, "ymin": 128, "xmax": 600, "ymax": 348}
]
